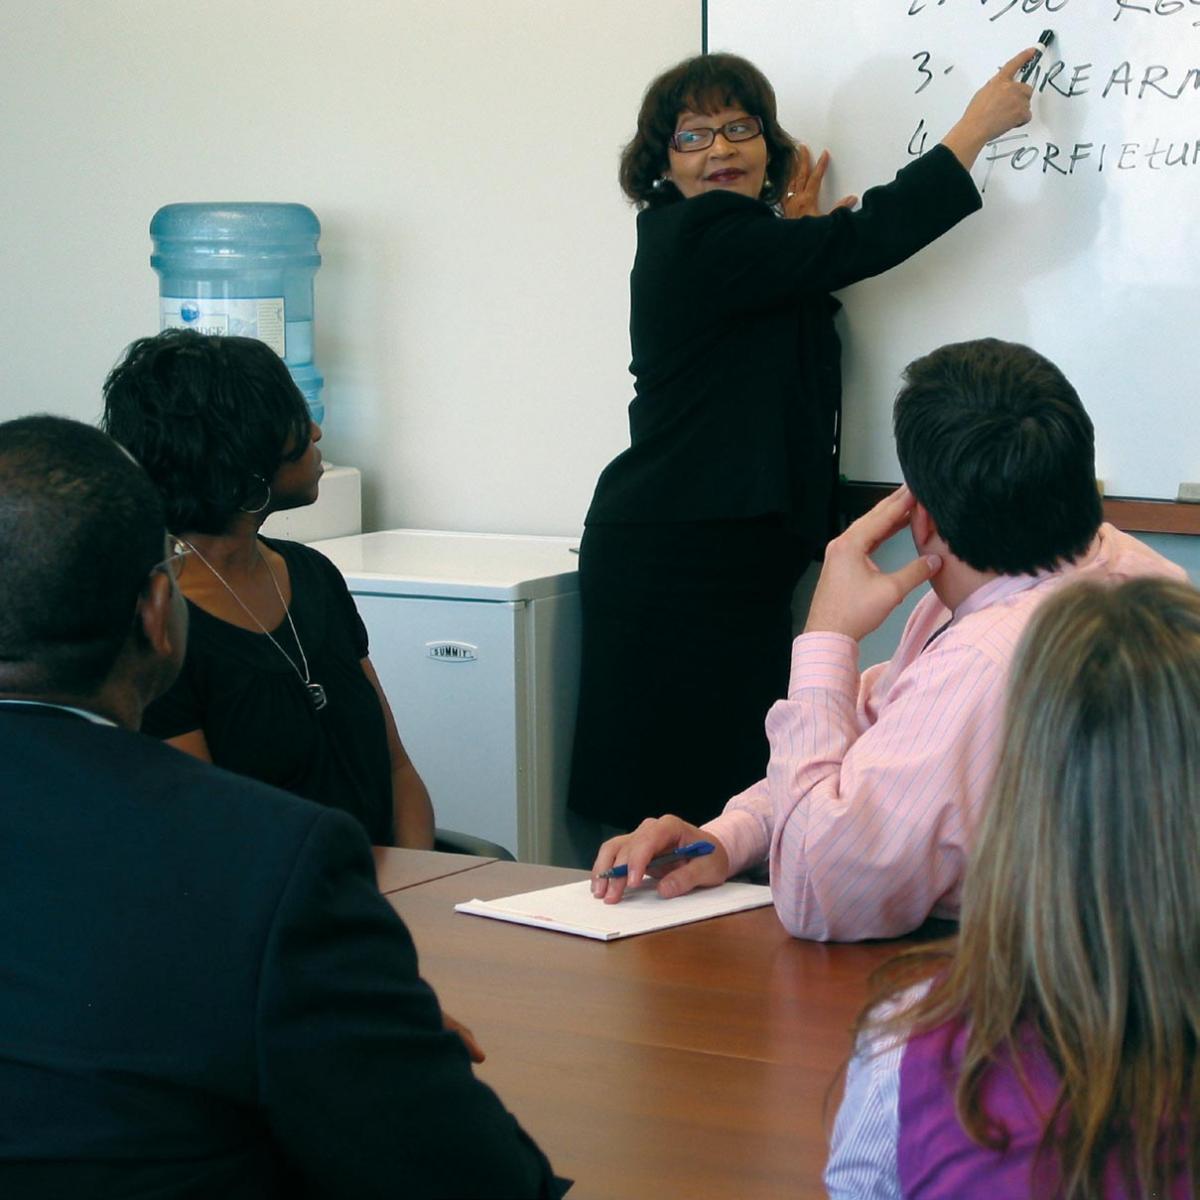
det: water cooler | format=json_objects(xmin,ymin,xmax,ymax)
[
  {"xmin": 150, "ymin": 202, "xmax": 325, "ymax": 422},
  {"xmin": 151, "ymin": 202, "xmax": 361, "ymax": 540}
]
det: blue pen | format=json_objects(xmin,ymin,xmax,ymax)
[{"xmin": 597, "ymin": 840, "xmax": 715, "ymax": 880}]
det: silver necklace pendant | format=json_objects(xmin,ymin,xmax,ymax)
[{"xmin": 181, "ymin": 539, "xmax": 329, "ymax": 715}]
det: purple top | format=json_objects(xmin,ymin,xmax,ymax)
[
  {"xmin": 898, "ymin": 1019, "xmax": 1061, "ymax": 1198},
  {"xmin": 827, "ymin": 988, "xmax": 1191, "ymax": 1199}
]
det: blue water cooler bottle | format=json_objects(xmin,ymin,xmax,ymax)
[{"xmin": 150, "ymin": 203, "xmax": 325, "ymax": 424}]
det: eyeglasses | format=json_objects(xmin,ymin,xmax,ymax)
[
  {"xmin": 669, "ymin": 116, "xmax": 764, "ymax": 153},
  {"xmin": 151, "ymin": 536, "xmax": 193, "ymax": 582}
]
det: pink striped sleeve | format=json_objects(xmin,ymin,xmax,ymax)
[
  {"xmin": 703, "ymin": 780, "xmax": 771, "ymax": 876},
  {"xmin": 705, "ymin": 633, "xmax": 861, "ymax": 874},
  {"xmin": 767, "ymin": 635, "xmax": 1008, "ymax": 941}
]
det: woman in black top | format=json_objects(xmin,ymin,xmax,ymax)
[
  {"xmin": 568, "ymin": 50, "xmax": 1036, "ymax": 835},
  {"xmin": 101, "ymin": 329, "xmax": 433, "ymax": 848}
]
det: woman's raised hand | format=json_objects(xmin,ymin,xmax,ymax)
[
  {"xmin": 782, "ymin": 144, "xmax": 857, "ymax": 219},
  {"xmin": 942, "ymin": 47, "xmax": 1037, "ymax": 170}
]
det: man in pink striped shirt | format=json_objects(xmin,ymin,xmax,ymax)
[{"xmin": 591, "ymin": 339, "xmax": 1186, "ymax": 941}]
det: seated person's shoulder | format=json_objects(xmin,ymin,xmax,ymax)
[
  {"xmin": 263, "ymin": 535, "xmax": 339, "ymax": 580},
  {"xmin": 126, "ymin": 725, "xmax": 339, "ymax": 842},
  {"xmin": 262, "ymin": 537, "xmax": 358, "ymax": 612},
  {"xmin": 1093, "ymin": 523, "xmax": 1187, "ymax": 581}
]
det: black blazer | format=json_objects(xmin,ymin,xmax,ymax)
[
  {"xmin": 0, "ymin": 705, "xmax": 563, "ymax": 1199},
  {"xmin": 586, "ymin": 144, "xmax": 982, "ymax": 545}
]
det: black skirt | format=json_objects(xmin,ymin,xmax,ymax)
[{"xmin": 567, "ymin": 516, "xmax": 813, "ymax": 831}]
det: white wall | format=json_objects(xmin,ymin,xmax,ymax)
[{"xmin": 1, "ymin": 1, "xmax": 699, "ymax": 535}]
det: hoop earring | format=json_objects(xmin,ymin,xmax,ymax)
[{"xmin": 239, "ymin": 474, "xmax": 271, "ymax": 514}]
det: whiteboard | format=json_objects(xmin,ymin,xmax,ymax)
[{"xmin": 707, "ymin": 0, "xmax": 1200, "ymax": 500}]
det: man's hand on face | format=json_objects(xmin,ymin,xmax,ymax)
[{"xmin": 804, "ymin": 486, "xmax": 942, "ymax": 642}]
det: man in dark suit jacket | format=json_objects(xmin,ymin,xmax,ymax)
[{"xmin": 0, "ymin": 415, "xmax": 566, "ymax": 1198}]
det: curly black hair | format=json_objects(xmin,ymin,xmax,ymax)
[{"xmin": 101, "ymin": 329, "xmax": 312, "ymax": 535}]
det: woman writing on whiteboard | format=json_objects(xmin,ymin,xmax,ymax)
[{"xmin": 568, "ymin": 48, "xmax": 1037, "ymax": 839}]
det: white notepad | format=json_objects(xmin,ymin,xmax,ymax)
[{"xmin": 454, "ymin": 879, "xmax": 773, "ymax": 941}]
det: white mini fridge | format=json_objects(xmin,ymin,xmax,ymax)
[{"xmin": 310, "ymin": 529, "xmax": 581, "ymax": 865}]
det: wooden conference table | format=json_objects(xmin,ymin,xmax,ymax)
[
  {"xmin": 379, "ymin": 851, "xmax": 947, "ymax": 1200},
  {"xmin": 371, "ymin": 845, "xmax": 496, "ymax": 894}
]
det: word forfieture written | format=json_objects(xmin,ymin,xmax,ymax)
[{"xmin": 979, "ymin": 133, "xmax": 1200, "ymax": 190}]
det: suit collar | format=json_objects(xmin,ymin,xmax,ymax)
[{"xmin": 0, "ymin": 699, "xmax": 116, "ymax": 727}]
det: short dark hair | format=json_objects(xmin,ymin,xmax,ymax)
[
  {"xmin": 101, "ymin": 329, "xmax": 312, "ymax": 535},
  {"xmin": 0, "ymin": 415, "xmax": 166, "ymax": 692},
  {"xmin": 894, "ymin": 339, "xmax": 1102, "ymax": 575},
  {"xmin": 619, "ymin": 53, "xmax": 798, "ymax": 209}
]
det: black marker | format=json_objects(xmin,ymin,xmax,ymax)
[{"xmin": 1018, "ymin": 29, "xmax": 1055, "ymax": 84}]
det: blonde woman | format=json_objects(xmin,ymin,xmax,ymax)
[{"xmin": 827, "ymin": 576, "xmax": 1200, "ymax": 1199}]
